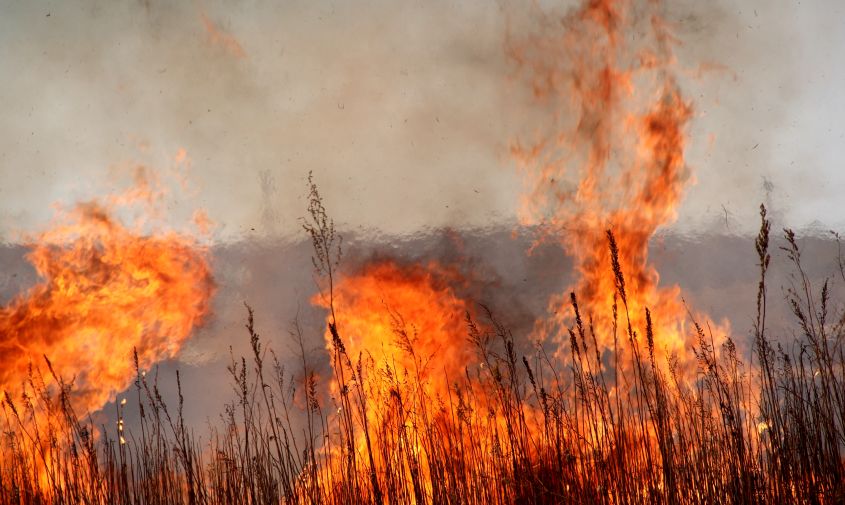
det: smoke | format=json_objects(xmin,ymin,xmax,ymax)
[
  {"xmin": 1, "ymin": 0, "xmax": 839, "ymax": 241},
  {"xmin": 0, "ymin": 0, "xmax": 519, "ymax": 240},
  {"xmin": 667, "ymin": 0, "xmax": 845, "ymax": 234}
]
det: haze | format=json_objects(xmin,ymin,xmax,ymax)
[{"xmin": 0, "ymin": 0, "xmax": 843, "ymax": 240}]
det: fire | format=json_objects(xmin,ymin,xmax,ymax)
[
  {"xmin": 0, "ymin": 169, "xmax": 214, "ymax": 417},
  {"xmin": 311, "ymin": 0, "xmax": 727, "ymax": 498},
  {"xmin": 509, "ymin": 0, "xmax": 710, "ymax": 366},
  {"xmin": 314, "ymin": 260, "xmax": 479, "ymax": 493},
  {"xmin": 323, "ymin": 260, "xmax": 472, "ymax": 382}
]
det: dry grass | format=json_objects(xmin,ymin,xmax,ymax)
[{"xmin": 2, "ymin": 203, "xmax": 844, "ymax": 504}]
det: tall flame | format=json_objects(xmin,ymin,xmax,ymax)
[
  {"xmin": 510, "ymin": 0, "xmax": 702, "ymax": 363},
  {"xmin": 0, "ymin": 169, "xmax": 214, "ymax": 416}
]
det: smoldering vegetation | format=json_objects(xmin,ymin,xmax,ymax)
[{"xmin": 2, "ymin": 213, "xmax": 845, "ymax": 503}]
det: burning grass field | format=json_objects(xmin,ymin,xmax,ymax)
[
  {"xmin": 1, "ymin": 196, "xmax": 844, "ymax": 504},
  {"xmin": 1, "ymin": 0, "xmax": 844, "ymax": 503}
]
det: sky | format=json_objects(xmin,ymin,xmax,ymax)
[{"xmin": 0, "ymin": 0, "xmax": 843, "ymax": 241}]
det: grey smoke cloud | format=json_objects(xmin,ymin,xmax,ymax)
[
  {"xmin": 0, "ymin": 0, "xmax": 842, "ymax": 241},
  {"xmin": 0, "ymin": 0, "xmax": 518, "ymax": 240}
]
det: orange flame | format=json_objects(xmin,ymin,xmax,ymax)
[
  {"xmin": 314, "ymin": 260, "xmax": 477, "ymax": 482},
  {"xmin": 509, "ymin": 0, "xmax": 709, "ymax": 366},
  {"xmin": 318, "ymin": 260, "xmax": 473, "ymax": 403},
  {"xmin": 0, "ymin": 170, "xmax": 214, "ymax": 416}
]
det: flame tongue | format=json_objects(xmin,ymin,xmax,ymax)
[
  {"xmin": 0, "ymin": 193, "xmax": 214, "ymax": 414},
  {"xmin": 511, "ymin": 0, "xmax": 697, "ymax": 361}
]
